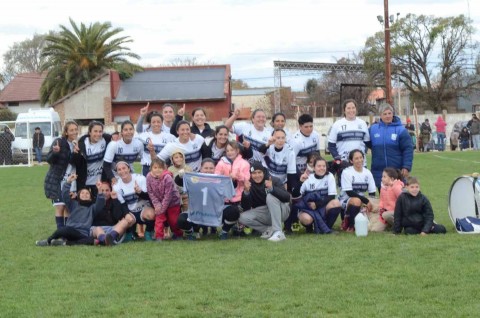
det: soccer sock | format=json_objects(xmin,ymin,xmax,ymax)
[
  {"xmin": 145, "ymin": 220, "xmax": 155, "ymax": 233},
  {"xmin": 326, "ymin": 207, "xmax": 342, "ymax": 229},
  {"xmin": 346, "ymin": 205, "xmax": 361, "ymax": 228},
  {"xmin": 98, "ymin": 234, "xmax": 106, "ymax": 244},
  {"xmin": 64, "ymin": 217, "xmax": 68, "ymax": 226},
  {"xmin": 55, "ymin": 217, "xmax": 64, "ymax": 229},
  {"xmin": 110, "ymin": 231, "xmax": 119, "ymax": 241},
  {"xmin": 222, "ymin": 223, "xmax": 235, "ymax": 233}
]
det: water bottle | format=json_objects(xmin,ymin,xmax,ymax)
[{"xmin": 355, "ymin": 210, "xmax": 369, "ymax": 237}]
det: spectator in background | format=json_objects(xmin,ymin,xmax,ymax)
[
  {"xmin": 470, "ymin": 114, "xmax": 480, "ymax": 150},
  {"xmin": 419, "ymin": 119, "xmax": 432, "ymax": 152},
  {"xmin": 0, "ymin": 126, "xmax": 15, "ymax": 165},
  {"xmin": 434, "ymin": 116, "xmax": 447, "ymax": 151},
  {"xmin": 33, "ymin": 127, "xmax": 45, "ymax": 164},
  {"xmin": 111, "ymin": 131, "xmax": 120, "ymax": 141},
  {"xmin": 459, "ymin": 127, "xmax": 470, "ymax": 151},
  {"xmin": 405, "ymin": 118, "xmax": 416, "ymax": 149}
]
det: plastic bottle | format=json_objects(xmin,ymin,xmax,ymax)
[{"xmin": 355, "ymin": 211, "xmax": 369, "ymax": 237}]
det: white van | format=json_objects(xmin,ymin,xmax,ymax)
[{"xmin": 12, "ymin": 108, "xmax": 62, "ymax": 162}]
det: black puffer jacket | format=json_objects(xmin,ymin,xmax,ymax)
[
  {"xmin": 393, "ymin": 191, "xmax": 434, "ymax": 234},
  {"xmin": 241, "ymin": 172, "xmax": 291, "ymax": 210},
  {"xmin": 44, "ymin": 137, "xmax": 78, "ymax": 200}
]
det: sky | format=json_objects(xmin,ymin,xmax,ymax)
[{"xmin": 1, "ymin": 0, "xmax": 479, "ymax": 90}]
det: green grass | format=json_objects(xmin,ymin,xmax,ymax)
[{"xmin": 1, "ymin": 151, "xmax": 480, "ymax": 317}]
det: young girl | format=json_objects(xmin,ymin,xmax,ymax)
[
  {"xmin": 294, "ymin": 158, "xmax": 342, "ymax": 234},
  {"xmin": 371, "ymin": 168, "xmax": 404, "ymax": 232},
  {"xmin": 339, "ymin": 149, "xmax": 377, "ymax": 232},
  {"xmin": 259, "ymin": 129, "xmax": 297, "ymax": 191},
  {"xmin": 146, "ymin": 159, "xmax": 183, "ymax": 241},
  {"xmin": 393, "ymin": 177, "xmax": 446, "ymax": 235},
  {"xmin": 168, "ymin": 150, "xmax": 193, "ymax": 212}
]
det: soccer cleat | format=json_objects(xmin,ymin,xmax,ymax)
[
  {"xmin": 35, "ymin": 239, "xmax": 49, "ymax": 246},
  {"xmin": 50, "ymin": 239, "xmax": 66, "ymax": 246},
  {"xmin": 292, "ymin": 222, "xmax": 301, "ymax": 232},
  {"xmin": 219, "ymin": 231, "xmax": 229, "ymax": 240},
  {"xmin": 144, "ymin": 231, "xmax": 154, "ymax": 241},
  {"xmin": 268, "ymin": 231, "xmax": 286, "ymax": 242},
  {"xmin": 105, "ymin": 234, "xmax": 114, "ymax": 246},
  {"xmin": 260, "ymin": 228, "xmax": 273, "ymax": 239},
  {"xmin": 123, "ymin": 232, "xmax": 134, "ymax": 243},
  {"xmin": 186, "ymin": 232, "xmax": 197, "ymax": 240}
]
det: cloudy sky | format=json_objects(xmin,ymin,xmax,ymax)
[{"xmin": 1, "ymin": 0, "xmax": 479, "ymax": 90}]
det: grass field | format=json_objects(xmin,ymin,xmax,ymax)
[{"xmin": 1, "ymin": 151, "xmax": 480, "ymax": 317}]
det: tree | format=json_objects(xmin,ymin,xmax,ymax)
[
  {"xmin": 363, "ymin": 14, "xmax": 477, "ymax": 112},
  {"xmin": 165, "ymin": 57, "xmax": 215, "ymax": 66},
  {"xmin": 231, "ymin": 79, "xmax": 249, "ymax": 89},
  {"xmin": 40, "ymin": 18, "xmax": 142, "ymax": 105},
  {"xmin": 0, "ymin": 109, "xmax": 18, "ymax": 121},
  {"xmin": 2, "ymin": 33, "xmax": 49, "ymax": 83},
  {"xmin": 305, "ymin": 78, "xmax": 318, "ymax": 97}
]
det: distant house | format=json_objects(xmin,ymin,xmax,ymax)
[
  {"xmin": 52, "ymin": 65, "xmax": 232, "ymax": 124},
  {"xmin": 0, "ymin": 72, "xmax": 46, "ymax": 113}
]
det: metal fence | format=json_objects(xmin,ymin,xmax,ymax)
[{"xmin": 0, "ymin": 121, "xmax": 35, "ymax": 167}]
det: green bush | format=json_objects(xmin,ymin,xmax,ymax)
[{"xmin": 0, "ymin": 108, "xmax": 17, "ymax": 121}]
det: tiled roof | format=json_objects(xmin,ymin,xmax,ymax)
[
  {"xmin": 114, "ymin": 66, "xmax": 228, "ymax": 102},
  {"xmin": 0, "ymin": 73, "xmax": 45, "ymax": 102}
]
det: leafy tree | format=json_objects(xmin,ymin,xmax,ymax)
[
  {"xmin": 40, "ymin": 18, "xmax": 142, "ymax": 105},
  {"xmin": 2, "ymin": 33, "xmax": 48, "ymax": 83},
  {"xmin": 166, "ymin": 57, "xmax": 215, "ymax": 66},
  {"xmin": 305, "ymin": 78, "xmax": 318, "ymax": 96},
  {"xmin": 363, "ymin": 14, "xmax": 477, "ymax": 112},
  {"xmin": 231, "ymin": 79, "xmax": 249, "ymax": 89}
]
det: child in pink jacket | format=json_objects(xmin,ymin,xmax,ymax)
[
  {"xmin": 146, "ymin": 158, "xmax": 183, "ymax": 240},
  {"xmin": 214, "ymin": 141, "xmax": 251, "ymax": 204},
  {"xmin": 373, "ymin": 167, "xmax": 404, "ymax": 231}
]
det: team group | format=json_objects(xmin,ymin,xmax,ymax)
[{"xmin": 36, "ymin": 99, "xmax": 447, "ymax": 246}]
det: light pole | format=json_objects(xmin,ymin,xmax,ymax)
[{"xmin": 383, "ymin": 0, "xmax": 393, "ymax": 106}]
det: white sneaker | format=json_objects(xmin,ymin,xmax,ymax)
[
  {"xmin": 268, "ymin": 231, "xmax": 286, "ymax": 242},
  {"xmin": 260, "ymin": 228, "xmax": 273, "ymax": 239}
]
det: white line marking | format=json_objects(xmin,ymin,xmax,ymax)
[{"xmin": 433, "ymin": 155, "xmax": 480, "ymax": 164}]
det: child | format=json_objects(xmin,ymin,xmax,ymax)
[
  {"xmin": 168, "ymin": 150, "xmax": 192, "ymax": 212},
  {"xmin": 393, "ymin": 176, "xmax": 446, "ymax": 235},
  {"xmin": 146, "ymin": 158, "xmax": 183, "ymax": 241},
  {"xmin": 370, "ymin": 168, "xmax": 404, "ymax": 232},
  {"xmin": 294, "ymin": 157, "xmax": 342, "ymax": 234},
  {"xmin": 36, "ymin": 175, "xmax": 106, "ymax": 246}
]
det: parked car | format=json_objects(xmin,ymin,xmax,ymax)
[{"xmin": 450, "ymin": 120, "xmax": 469, "ymax": 151}]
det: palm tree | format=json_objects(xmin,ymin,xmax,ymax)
[{"xmin": 40, "ymin": 18, "xmax": 142, "ymax": 105}]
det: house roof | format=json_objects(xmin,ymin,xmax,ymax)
[
  {"xmin": 114, "ymin": 66, "xmax": 228, "ymax": 103},
  {"xmin": 232, "ymin": 87, "xmax": 276, "ymax": 96},
  {"xmin": 0, "ymin": 72, "xmax": 45, "ymax": 103}
]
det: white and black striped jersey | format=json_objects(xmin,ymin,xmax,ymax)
[
  {"xmin": 300, "ymin": 173, "xmax": 337, "ymax": 198},
  {"xmin": 103, "ymin": 138, "xmax": 143, "ymax": 176},
  {"xmin": 84, "ymin": 137, "xmax": 107, "ymax": 185},
  {"xmin": 136, "ymin": 131, "xmax": 175, "ymax": 166},
  {"xmin": 328, "ymin": 117, "xmax": 370, "ymax": 161},
  {"xmin": 233, "ymin": 122, "xmax": 272, "ymax": 163},
  {"xmin": 290, "ymin": 130, "xmax": 321, "ymax": 173},
  {"xmin": 158, "ymin": 134, "xmax": 205, "ymax": 172},
  {"xmin": 339, "ymin": 166, "xmax": 376, "ymax": 203},
  {"xmin": 263, "ymin": 144, "xmax": 296, "ymax": 184},
  {"xmin": 113, "ymin": 173, "xmax": 151, "ymax": 213}
]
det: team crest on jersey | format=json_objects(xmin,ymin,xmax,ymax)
[
  {"xmin": 262, "ymin": 136, "xmax": 268, "ymax": 142},
  {"xmin": 364, "ymin": 176, "xmax": 369, "ymax": 183},
  {"xmin": 374, "ymin": 133, "xmax": 380, "ymax": 138},
  {"xmin": 190, "ymin": 176, "xmax": 200, "ymax": 183},
  {"xmin": 134, "ymin": 147, "xmax": 139, "ymax": 152}
]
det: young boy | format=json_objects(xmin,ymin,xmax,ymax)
[
  {"xmin": 168, "ymin": 150, "xmax": 192, "ymax": 212},
  {"xmin": 393, "ymin": 176, "xmax": 446, "ymax": 235},
  {"xmin": 36, "ymin": 175, "xmax": 106, "ymax": 246},
  {"xmin": 146, "ymin": 158, "xmax": 183, "ymax": 241}
]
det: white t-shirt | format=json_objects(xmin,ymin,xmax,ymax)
[
  {"xmin": 233, "ymin": 122, "xmax": 272, "ymax": 163},
  {"xmin": 113, "ymin": 173, "xmax": 151, "ymax": 213},
  {"xmin": 103, "ymin": 138, "xmax": 143, "ymax": 176},
  {"xmin": 328, "ymin": 117, "xmax": 370, "ymax": 161},
  {"xmin": 136, "ymin": 131, "xmax": 175, "ymax": 166},
  {"xmin": 84, "ymin": 137, "xmax": 107, "ymax": 185},
  {"xmin": 300, "ymin": 173, "xmax": 337, "ymax": 197},
  {"xmin": 290, "ymin": 130, "xmax": 321, "ymax": 174},
  {"xmin": 158, "ymin": 135, "xmax": 205, "ymax": 172},
  {"xmin": 339, "ymin": 166, "xmax": 376, "ymax": 204},
  {"xmin": 263, "ymin": 144, "xmax": 297, "ymax": 184},
  {"xmin": 61, "ymin": 140, "xmax": 76, "ymax": 192}
]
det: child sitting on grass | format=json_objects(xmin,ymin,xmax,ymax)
[
  {"xmin": 36, "ymin": 174, "xmax": 106, "ymax": 246},
  {"xmin": 168, "ymin": 150, "xmax": 192, "ymax": 212},
  {"xmin": 370, "ymin": 167, "xmax": 404, "ymax": 232},
  {"xmin": 146, "ymin": 158, "xmax": 183, "ymax": 241},
  {"xmin": 393, "ymin": 176, "xmax": 446, "ymax": 235}
]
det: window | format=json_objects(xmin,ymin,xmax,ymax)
[
  {"xmin": 8, "ymin": 102, "xmax": 19, "ymax": 107},
  {"xmin": 15, "ymin": 122, "xmax": 52, "ymax": 138}
]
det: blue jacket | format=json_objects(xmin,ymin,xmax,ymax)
[{"xmin": 369, "ymin": 116, "xmax": 413, "ymax": 188}]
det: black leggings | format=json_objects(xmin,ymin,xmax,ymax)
[
  {"xmin": 49, "ymin": 227, "xmax": 95, "ymax": 245},
  {"xmin": 177, "ymin": 205, "xmax": 240, "ymax": 231}
]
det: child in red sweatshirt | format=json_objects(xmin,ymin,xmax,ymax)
[{"xmin": 146, "ymin": 158, "xmax": 183, "ymax": 241}]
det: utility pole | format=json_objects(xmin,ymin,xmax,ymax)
[{"xmin": 384, "ymin": 0, "xmax": 393, "ymax": 105}]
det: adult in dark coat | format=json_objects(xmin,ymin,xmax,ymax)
[
  {"xmin": 32, "ymin": 127, "xmax": 45, "ymax": 163},
  {"xmin": 44, "ymin": 121, "xmax": 80, "ymax": 228},
  {"xmin": 170, "ymin": 106, "xmax": 215, "ymax": 138},
  {"xmin": 0, "ymin": 127, "xmax": 15, "ymax": 165}
]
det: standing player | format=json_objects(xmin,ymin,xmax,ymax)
[
  {"xmin": 103, "ymin": 120, "xmax": 143, "ymax": 185},
  {"xmin": 289, "ymin": 114, "xmax": 321, "ymax": 175}
]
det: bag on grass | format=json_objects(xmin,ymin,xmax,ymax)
[{"xmin": 455, "ymin": 217, "xmax": 480, "ymax": 233}]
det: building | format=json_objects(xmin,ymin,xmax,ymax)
[{"xmin": 0, "ymin": 72, "xmax": 46, "ymax": 113}]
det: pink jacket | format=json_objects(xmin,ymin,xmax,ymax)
[
  {"xmin": 146, "ymin": 170, "xmax": 180, "ymax": 215},
  {"xmin": 214, "ymin": 155, "xmax": 250, "ymax": 203},
  {"xmin": 379, "ymin": 179, "xmax": 404, "ymax": 222},
  {"xmin": 434, "ymin": 116, "xmax": 446, "ymax": 133}
]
